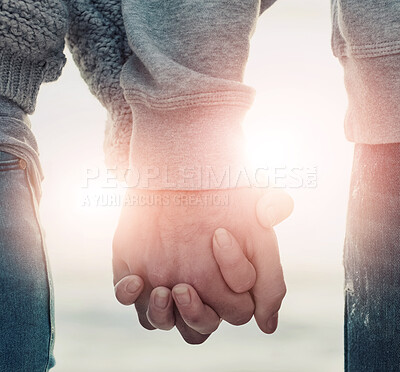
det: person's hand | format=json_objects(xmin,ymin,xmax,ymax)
[
  {"xmin": 113, "ymin": 188, "xmax": 258, "ymax": 343},
  {"xmin": 113, "ymin": 188, "xmax": 293, "ymax": 343},
  {"xmin": 114, "ymin": 227, "xmax": 256, "ymax": 344}
]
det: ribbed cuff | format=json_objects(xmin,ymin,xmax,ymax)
[
  {"xmin": 127, "ymin": 104, "xmax": 253, "ymax": 190},
  {"xmin": 0, "ymin": 50, "xmax": 64, "ymax": 114}
]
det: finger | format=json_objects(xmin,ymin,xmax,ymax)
[
  {"xmin": 192, "ymin": 263, "xmax": 255, "ymax": 326},
  {"xmin": 112, "ymin": 253, "xmax": 155, "ymax": 330},
  {"xmin": 256, "ymin": 189, "xmax": 294, "ymax": 227},
  {"xmin": 146, "ymin": 287, "xmax": 175, "ymax": 330},
  {"xmin": 134, "ymin": 286, "xmax": 156, "ymax": 330},
  {"xmin": 248, "ymin": 229, "xmax": 286, "ymax": 334},
  {"xmin": 172, "ymin": 284, "xmax": 220, "ymax": 335},
  {"xmin": 174, "ymin": 309, "xmax": 211, "ymax": 345},
  {"xmin": 114, "ymin": 275, "xmax": 145, "ymax": 306},
  {"xmin": 212, "ymin": 228, "xmax": 256, "ymax": 293},
  {"xmin": 112, "ymin": 254, "xmax": 131, "ymax": 286}
]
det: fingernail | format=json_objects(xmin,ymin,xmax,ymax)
[
  {"xmin": 154, "ymin": 288, "xmax": 169, "ymax": 309},
  {"xmin": 126, "ymin": 278, "xmax": 141, "ymax": 294},
  {"xmin": 215, "ymin": 228, "xmax": 232, "ymax": 249},
  {"xmin": 173, "ymin": 287, "xmax": 191, "ymax": 305},
  {"xmin": 263, "ymin": 207, "xmax": 276, "ymax": 226},
  {"xmin": 267, "ymin": 312, "xmax": 279, "ymax": 333}
]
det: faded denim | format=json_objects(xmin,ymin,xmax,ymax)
[
  {"xmin": 0, "ymin": 97, "xmax": 54, "ymax": 371},
  {"xmin": 344, "ymin": 143, "xmax": 400, "ymax": 371},
  {"xmin": 0, "ymin": 150, "xmax": 55, "ymax": 371}
]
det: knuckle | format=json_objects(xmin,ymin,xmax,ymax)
[
  {"xmin": 224, "ymin": 301, "xmax": 254, "ymax": 326},
  {"xmin": 147, "ymin": 266, "xmax": 174, "ymax": 287},
  {"xmin": 232, "ymin": 275, "xmax": 256, "ymax": 294},
  {"xmin": 231, "ymin": 295, "xmax": 255, "ymax": 325},
  {"xmin": 275, "ymin": 283, "xmax": 287, "ymax": 301},
  {"xmin": 228, "ymin": 310, "xmax": 253, "ymax": 326}
]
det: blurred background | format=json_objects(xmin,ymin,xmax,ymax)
[{"xmin": 31, "ymin": 0, "xmax": 352, "ymax": 371}]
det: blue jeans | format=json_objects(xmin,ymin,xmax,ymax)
[
  {"xmin": 0, "ymin": 151, "xmax": 55, "ymax": 371},
  {"xmin": 345, "ymin": 143, "xmax": 400, "ymax": 371},
  {"xmin": 1, "ymin": 141, "xmax": 399, "ymax": 371}
]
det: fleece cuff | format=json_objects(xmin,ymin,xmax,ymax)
[{"xmin": 126, "ymin": 104, "xmax": 254, "ymax": 190}]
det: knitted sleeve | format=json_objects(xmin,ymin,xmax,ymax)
[
  {"xmin": 66, "ymin": 0, "xmax": 133, "ymax": 171},
  {"xmin": 0, "ymin": 0, "xmax": 68, "ymax": 114}
]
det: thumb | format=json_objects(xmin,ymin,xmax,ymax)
[
  {"xmin": 256, "ymin": 189, "xmax": 294, "ymax": 228},
  {"xmin": 212, "ymin": 228, "xmax": 256, "ymax": 294}
]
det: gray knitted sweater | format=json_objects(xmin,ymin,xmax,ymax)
[
  {"xmin": 0, "ymin": 0, "xmax": 67, "ymax": 113},
  {"xmin": 0, "ymin": 0, "xmax": 133, "ymax": 170}
]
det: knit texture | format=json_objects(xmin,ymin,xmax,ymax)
[
  {"xmin": 0, "ymin": 0, "xmax": 68, "ymax": 113},
  {"xmin": 66, "ymin": 0, "xmax": 133, "ymax": 172},
  {"xmin": 67, "ymin": 0, "xmax": 270, "ymax": 174}
]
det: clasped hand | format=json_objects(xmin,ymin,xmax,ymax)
[{"xmin": 113, "ymin": 188, "xmax": 293, "ymax": 344}]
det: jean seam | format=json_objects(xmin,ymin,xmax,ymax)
[
  {"xmin": 23, "ymin": 169, "xmax": 55, "ymax": 372},
  {"xmin": 0, "ymin": 165, "xmax": 20, "ymax": 172}
]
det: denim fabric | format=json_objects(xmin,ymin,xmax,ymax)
[
  {"xmin": 344, "ymin": 143, "xmax": 400, "ymax": 371},
  {"xmin": 0, "ymin": 151, "xmax": 55, "ymax": 371},
  {"xmin": 0, "ymin": 96, "xmax": 43, "ymax": 201}
]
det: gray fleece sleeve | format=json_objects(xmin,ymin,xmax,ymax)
[
  {"xmin": 120, "ymin": 0, "xmax": 261, "ymax": 189},
  {"xmin": 0, "ymin": 0, "xmax": 68, "ymax": 114},
  {"xmin": 331, "ymin": 0, "xmax": 400, "ymax": 144},
  {"xmin": 67, "ymin": 1, "xmax": 269, "ymax": 188}
]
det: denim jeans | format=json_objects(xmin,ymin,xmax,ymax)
[
  {"xmin": 0, "ymin": 151, "xmax": 55, "ymax": 371},
  {"xmin": 344, "ymin": 143, "xmax": 400, "ymax": 371}
]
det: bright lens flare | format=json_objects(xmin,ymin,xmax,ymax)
[{"xmin": 245, "ymin": 125, "xmax": 303, "ymax": 170}]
